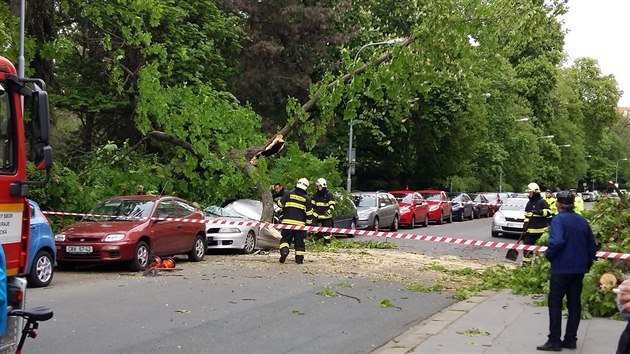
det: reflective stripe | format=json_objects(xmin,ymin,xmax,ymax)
[
  {"xmin": 527, "ymin": 227, "xmax": 548, "ymax": 233},
  {"xmin": 323, "ymin": 235, "xmax": 332, "ymax": 240},
  {"xmin": 285, "ymin": 202, "xmax": 306, "ymax": 210},
  {"xmin": 279, "ymin": 243, "xmax": 290, "ymax": 249},
  {"xmin": 295, "ymin": 251, "xmax": 306, "ymax": 256},
  {"xmin": 318, "ymin": 216, "xmax": 332, "ymax": 220},
  {"xmin": 315, "ymin": 201, "xmax": 335, "ymax": 207},
  {"xmin": 283, "ymin": 219, "xmax": 306, "ymax": 226},
  {"xmin": 289, "ymin": 194, "xmax": 306, "ymax": 202}
]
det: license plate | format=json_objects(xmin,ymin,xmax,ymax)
[
  {"xmin": 66, "ymin": 246, "xmax": 93, "ymax": 254},
  {"xmin": 507, "ymin": 222, "xmax": 523, "ymax": 228}
]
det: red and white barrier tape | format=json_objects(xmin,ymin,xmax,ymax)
[{"xmin": 42, "ymin": 210, "xmax": 628, "ymax": 260}]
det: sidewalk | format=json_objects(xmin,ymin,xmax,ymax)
[{"xmin": 375, "ymin": 290, "xmax": 625, "ymax": 354}]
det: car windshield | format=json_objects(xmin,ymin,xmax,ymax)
[
  {"xmin": 469, "ymin": 194, "xmax": 480, "ymax": 200},
  {"xmin": 353, "ymin": 195, "xmax": 377, "ymax": 207},
  {"xmin": 391, "ymin": 193, "xmax": 412, "ymax": 203},
  {"xmin": 203, "ymin": 205, "xmax": 243, "ymax": 218},
  {"xmin": 500, "ymin": 198, "xmax": 528, "ymax": 210},
  {"xmin": 452, "ymin": 196, "xmax": 462, "ymax": 202},
  {"xmin": 422, "ymin": 193, "xmax": 441, "ymax": 201},
  {"xmin": 84, "ymin": 200, "xmax": 155, "ymax": 221}
]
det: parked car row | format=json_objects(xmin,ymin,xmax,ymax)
[{"xmin": 33, "ymin": 188, "xmax": 511, "ymax": 286}]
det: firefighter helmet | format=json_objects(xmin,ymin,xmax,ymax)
[
  {"xmin": 526, "ymin": 182, "xmax": 540, "ymax": 193},
  {"xmin": 556, "ymin": 190, "xmax": 575, "ymax": 205},
  {"xmin": 296, "ymin": 178, "xmax": 309, "ymax": 191},
  {"xmin": 316, "ymin": 178, "xmax": 327, "ymax": 188}
]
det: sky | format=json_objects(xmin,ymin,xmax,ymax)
[{"xmin": 562, "ymin": 0, "xmax": 629, "ymax": 107}]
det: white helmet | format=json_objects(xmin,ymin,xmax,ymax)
[
  {"xmin": 316, "ymin": 178, "xmax": 327, "ymax": 188},
  {"xmin": 296, "ymin": 178, "xmax": 309, "ymax": 191},
  {"xmin": 526, "ymin": 182, "xmax": 540, "ymax": 193}
]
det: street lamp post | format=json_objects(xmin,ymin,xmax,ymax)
[
  {"xmin": 616, "ymin": 158, "xmax": 628, "ymax": 186},
  {"xmin": 346, "ymin": 38, "xmax": 405, "ymax": 192}
]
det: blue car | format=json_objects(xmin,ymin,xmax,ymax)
[{"xmin": 25, "ymin": 200, "xmax": 56, "ymax": 287}]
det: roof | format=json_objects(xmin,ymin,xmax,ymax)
[{"xmin": 416, "ymin": 189, "xmax": 445, "ymax": 193}]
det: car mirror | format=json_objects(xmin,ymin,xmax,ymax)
[{"xmin": 379, "ymin": 202, "xmax": 386, "ymax": 208}]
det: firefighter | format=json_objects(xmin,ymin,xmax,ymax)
[
  {"xmin": 276, "ymin": 178, "xmax": 314, "ymax": 264},
  {"xmin": 312, "ymin": 178, "xmax": 336, "ymax": 244},
  {"xmin": 544, "ymin": 189, "xmax": 558, "ymax": 216},
  {"xmin": 522, "ymin": 182, "xmax": 552, "ymax": 263},
  {"xmin": 571, "ymin": 189, "xmax": 585, "ymax": 215}
]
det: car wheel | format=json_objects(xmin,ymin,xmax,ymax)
[
  {"xmin": 447, "ymin": 212, "xmax": 453, "ymax": 223},
  {"xmin": 390, "ymin": 215, "xmax": 399, "ymax": 231},
  {"xmin": 491, "ymin": 231, "xmax": 500, "ymax": 238},
  {"xmin": 188, "ymin": 234, "xmax": 206, "ymax": 262},
  {"xmin": 347, "ymin": 219, "xmax": 356, "ymax": 238},
  {"xmin": 28, "ymin": 250, "xmax": 54, "ymax": 288},
  {"xmin": 410, "ymin": 216, "xmax": 415, "ymax": 229},
  {"xmin": 437, "ymin": 212, "xmax": 444, "ymax": 225},
  {"xmin": 423, "ymin": 214, "xmax": 429, "ymax": 228},
  {"xmin": 242, "ymin": 230, "xmax": 257, "ymax": 254},
  {"xmin": 371, "ymin": 217, "xmax": 379, "ymax": 231},
  {"xmin": 130, "ymin": 241, "xmax": 150, "ymax": 271}
]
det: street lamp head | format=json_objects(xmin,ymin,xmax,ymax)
[
  {"xmin": 515, "ymin": 118, "xmax": 529, "ymax": 122},
  {"xmin": 482, "ymin": 92, "xmax": 492, "ymax": 98},
  {"xmin": 558, "ymin": 144, "xmax": 571, "ymax": 148}
]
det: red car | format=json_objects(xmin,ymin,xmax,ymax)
[
  {"xmin": 416, "ymin": 190, "xmax": 452, "ymax": 224},
  {"xmin": 389, "ymin": 190, "xmax": 429, "ymax": 228},
  {"xmin": 54, "ymin": 195, "xmax": 207, "ymax": 271},
  {"xmin": 478, "ymin": 192, "xmax": 503, "ymax": 217}
]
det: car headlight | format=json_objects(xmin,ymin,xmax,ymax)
[
  {"xmin": 429, "ymin": 205, "xmax": 438, "ymax": 211},
  {"xmin": 494, "ymin": 212, "xmax": 506, "ymax": 223},
  {"xmin": 54, "ymin": 233, "xmax": 66, "ymax": 242},
  {"xmin": 358, "ymin": 212, "xmax": 371, "ymax": 220},
  {"xmin": 218, "ymin": 228, "xmax": 240, "ymax": 233},
  {"xmin": 104, "ymin": 233, "xmax": 126, "ymax": 242},
  {"xmin": 400, "ymin": 206, "xmax": 410, "ymax": 213}
]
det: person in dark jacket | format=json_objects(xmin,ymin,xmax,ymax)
[
  {"xmin": 537, "ymin": 190, "xmax": 597, "ymax": 351},
  {"xmin": 273, "ymin": 183, "xmax": 287, "ymax": 202},
  {"xmin": 523, "ymin": 182, "xmax": 552, "ymax": 262},
  {"xmin": 616, "ymin": 278, "xmax": 630, "ymax": 354},
  {"xmin": 276, "ymin": 178, "xmax": 314, "ymax": 264}
]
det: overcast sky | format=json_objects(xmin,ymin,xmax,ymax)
[{"xmin": 562, "ymin": 0, "xmax": 629, "ymax": 106}]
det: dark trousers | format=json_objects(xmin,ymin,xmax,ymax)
[
  {"xmin": 280, "ymin": 229, "xmax": 306, "ymax": 254},
  {"xmin": 547, "ymin": 273, "xmax": 584, "ymax": 344},
  {"xmin": 315, "ymin": 218, "xmax": 333, "ymax": 240},
  {"xmin": 522, "ymin": 232, "xmax": 542, "ymax": 258},
  {"xmin": 616, "ymin": 321, "xmax": 630, "ymax": 354}
]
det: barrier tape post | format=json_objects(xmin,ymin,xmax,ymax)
[{"xmin": 42, "ymin": 210, "xmax": 625, "ymax": 260}]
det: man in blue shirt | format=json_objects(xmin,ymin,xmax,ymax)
[{"xmin": 537, "ymin": 191, "xmax": 597, "ymax": 351}]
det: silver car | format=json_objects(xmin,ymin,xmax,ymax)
[
  {"xmin": 204, "ymin": 200, "xmax": 281, "ymax": 253},
  {"xmin": 491, "ymin": 197, "xmax": 528, "ymax": 238},
  {"xmin": 352, "ymin": 191, "xmax": 400, "ymax": 231}
]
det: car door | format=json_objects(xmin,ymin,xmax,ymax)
[
  {"xmin": 150, "ymin": 199, "xmax": 181, "ymax": 255},
  {"xmin": 173, "ymin": 199, "xmax": 201, "ymax": 253},
  {"xmin": 441, "ymin": 192, "xmax": 451, "ymax": 217},
  {"xmin": 464, "ymin": 194, "xmax": 474, "ymax": 217},
  {"xmin": 377, "ymin": 194, "xmax": 391, "ymax": 226}
]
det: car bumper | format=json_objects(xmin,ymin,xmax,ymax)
[
  {"xmin": 452, "ymin": 209, "xmax": 464, "ymax": 220},
  {"xmin": 206, "ymin": 232, "xmax": 245, "ymax": 250},
  {"xmin": 56, "ymin": 240, "xmax": 136, "ymax": 263},
  {"xmin": 491, "ymin": 220, "xmax": 525, "ymax": 235},
  {"xmin": 399, "ymin": 211, "xmax": 413, "ymax": 225},
  {"xmin": 427, "ymin": 209, "xmax": 442, "ymax": 221},
  {"xmin": 356, "ymin": 216, "xmax": 373, "ymax": 229}
]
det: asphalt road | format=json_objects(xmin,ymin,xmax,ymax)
[{"xmin": 20, "ymin": 213, "xmax": 550, "ymax": 353}]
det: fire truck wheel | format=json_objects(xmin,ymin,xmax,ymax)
[{"xmin": 28, "ymin": 250, "xmax": 54, "ymax": 288}]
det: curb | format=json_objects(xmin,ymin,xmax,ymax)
[{"xmin": 372, "ymin": 290, "xmax": 497, "ymax": 354}]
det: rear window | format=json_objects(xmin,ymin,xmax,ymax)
[{"xmin": 422, "ymin": 193, "xmax": 442, "ymax": 201}]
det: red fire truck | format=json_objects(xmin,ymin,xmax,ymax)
[{"xmin": 0, "ymin": 55, "xmax": 52, "ymax": 352}]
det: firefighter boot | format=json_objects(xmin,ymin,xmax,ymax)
[
  {"xmin": 295, "ymin": 255, "xmax": 304, "ymax": 264},
  {"xmin": 279, "ymin": 247, "xmax": 289, "ymax": 263}
]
